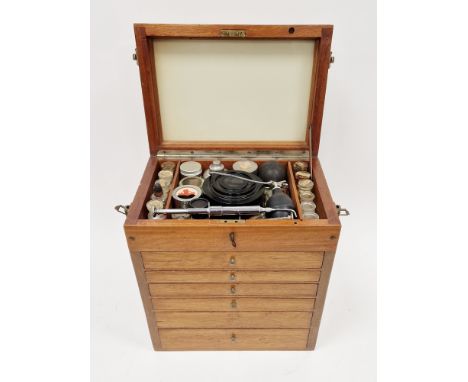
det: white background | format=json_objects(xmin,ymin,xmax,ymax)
[
  {"xmin": 3, "ymin": 1, "xmax": 467, "ymax": 382},
  {"xmin": 91, "ymin": 1, "xmax": 375, "ymax": 381}
]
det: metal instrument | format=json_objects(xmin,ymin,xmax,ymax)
[
  {"xmin": 152, "ymin": 205, "xmax": 297, "ymax": 218},
  {"xmin": 209, "ymin": 171, "xmax": 288, "ymax": 190}
]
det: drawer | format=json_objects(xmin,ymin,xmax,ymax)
[
  {"xmin": 126, "ymin": 225, "xmax": 340, "ymax": 252},
  {"xmin": 152, "ymin": 297, "xmax": 315, "ymax": 311},
  {"xmin": 155, "ymin": 311, "xmax": 312, "ymax": 329},
  {"xmin": 145, "ymin": 270, "xmax": 320, "ymax": 283},
  {"xmin": 149, "ymin": 283, "xmax": 317, "ymax": 297},
  {"xmin": 142, "ymin": 251, "xmax": 324, "ymax": 270},
  {"xmin": 159, "ymin": 329, "xmax": 309, "ymax": 350}
]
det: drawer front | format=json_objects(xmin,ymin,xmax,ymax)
[
  {"xmin": 146, "ymin": 270, "xmax": 320, "ymax": 283},
  {"xmin": 155, "ymin": 311, "xmax": 312, "ymax": 329},
  {"xmin": 142, "ymin": 251, "xmax": 323, "ymax": 270},
  {"xmin": 159, "ymin": 329, "xmax": 309, "ymax": 350},
  {"xmin": 149, "ymin": 283, "xmax": 317, "ymax": 297},
  {"xmin": 126, "ymin": 225, "xmax": 340, "ymax": 252},
  {"xmin": 152, "ymin": 297, "xmax": 315, "ymax": 311}
]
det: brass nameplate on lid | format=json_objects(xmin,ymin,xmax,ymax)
[{"xmin": 220, "ymin": 29, "xmax": 246, "ymax": 38}]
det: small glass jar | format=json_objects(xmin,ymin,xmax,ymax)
[
  {"xmin": 232, "ymin": 159, "xmax": 258, "ymax": 174},
  {"xmin": 160, "ymin": 161, "xmax": 176, "ymax": 172},
  {"xmin": 146, "ymin": 199, "xmax": 164, "ymax": 219},
  {"xmin": 301, "ymin": 201, "xmax": 317, "ymax": 212},
  {"xmin": 179, "ymin": 176, "xmax": 204, "ymax": 188},
  {"xmin": 299, "ymin": 190, "xmax": 315, "ymax": 202},
  {"xmin": 298, "ymin": 179, "xmax": 314, "ymax": 191},
  {"xmin": 158, "ymin": 169, "xmax": 173, "ymax": 183},
  {"xmin": 303, "ymin": 211, "xmax": 320, "ymax": 220},
  {"xmin": 293, "ymin": 161, "xmax": 308, "ymax": 172},
  {"xmin": 180, "ymin": 161, "xmax": 202, "ymax": 177},
  {"xmin": 204, "ymin": 159, "xmax": 225, "ymax": 178},
  {"xmin": 295, "ymin": 171, "xmax": 311, "ymax": 180}
]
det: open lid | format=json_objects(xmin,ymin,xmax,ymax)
[{"xmin": 134, "ymin": 24, "xmax": 333, "ymax": 157}]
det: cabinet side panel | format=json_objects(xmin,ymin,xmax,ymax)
[
  {"xmin": 129, "ymin": 251, "xmax": 161, "ymax": 350},
  {"xmin": 307, "ymin": 251, "xmax": 336, "ymax": 349}
]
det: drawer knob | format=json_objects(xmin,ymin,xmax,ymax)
[
  {"xmin": 230, "ymin": 286, "xmax": 236, "ymax": 294},
  {"xmin": 231, "ymin": 333, "xmax": 236, "ymax": 342},
  {"xmin": 229, "ymin": 256, "xmax": 236, "ymax": 265},
  {"xmin": 231, "ymin": 299, "xmax": 237, "ymax": 308},
  {"xmin": 230, "ymin": 272, "xmax": 236, "ymax": 281}
]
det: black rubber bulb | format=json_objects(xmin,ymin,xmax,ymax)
[
  {"xmin": 258, "ymin": 161, "xmax": 286, "ymax": 182},
  {"xmin": 266, "ymin": 188, "xmax": 295, "ymax": 218}
]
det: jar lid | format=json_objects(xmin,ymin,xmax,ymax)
[
  {"xmin": 232, "ymin": 160, "xmax": 258, "ymax": 174},
  {"xmin": 146, "ymin": 199, "xmax": 164, "ymax": 213},
  {"xmin": 160, "ymin": 161, "xmax": 176, "ymax": 171},
  {"xmin": 295, "ymin": 171, "xmax": 311, "ymax": 180},
  {"xmin": 299, "ymin": 190, "xmax": 315, "ymax": 201},
  {"xmin": 298, "ymin": 179, "xmax": 314, "ymax": 190},
  {"xmin": 180, "ymin": 161, "xmax": 202, "ymax": 176},
  {"xmin": 158, "ymin": 169, "xmax": 174, "ymax": 180},
  {"xmin": 293, "ymin": 161, "xmax": 309, "ymax": 172}
]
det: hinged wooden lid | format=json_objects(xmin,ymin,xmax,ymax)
[{"xmin": 134, "ymin": 24, "xmax": 333, "ymax": 157}]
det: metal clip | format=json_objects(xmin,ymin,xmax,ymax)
[
  {"xmin": 336, "ymin": 204, "xmax": 350, "ymax": 216},
  {"xmin": 132, "ymin": 49, "xmax": 138, "ymax": 65},
  {"xmin": 115, "ymin": 204, "xmax": 130, "ymax": 216},
  {"xmin": 329, "ymin": 52, "xmax": 335, "ymax": 67}
]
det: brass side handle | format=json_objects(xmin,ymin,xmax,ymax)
[
  {"xmin": 114, "ymin": 204, "xmax": 130, "ymax": 216},
  {"xmin": 229, "ymin": 256, "xmax": 236, "ymax": 265},
  {"xmin": 230, "ymin": 286, "xmax": 236, "ymax": 295},
  {"xmin": 231, "ymin": 333, "xmax": 236, "ymax": 342},
  {"xmin": 230, "ymin": 272, "xmax": 236, "ymax": 281},
  {"xmin": 231, "ymin": 300, "xmax": 237, "ymax": 308}
]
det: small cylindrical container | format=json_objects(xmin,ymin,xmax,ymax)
[
  {"xmin": 232, "ymin": 160, "xmax": 258, "ymax": 174},
  {"xmin": 299, "ymin": 190, "xmax": 315, "ymax": 202},
  {"xmin": 172, "ymin": 185, "xmax": 202, "ymax": 208},
  {"xmin": 180, "ymin": 161, "xmax": 202, "ymax": 177},
  {"xmin": 160, "ymin": 161, "xmax": 176, "ymax": 172},
  {"xmin": 188, "ymin": 197, "xmax": 210, "ymax": 219},
  {"xmin": 293, "ymin": 161, "xmax": 308, "ymax": 172},
  {"xmin": 298, "ymin": 179, "xmax": 314, "ymax": 192},
  {"xmin": 179, "ymin": 176, "xmax": 204, "ymax": 188},
  {"xmin": 295, "ymin": 171, "xmax": 311, "ymax": 180}
]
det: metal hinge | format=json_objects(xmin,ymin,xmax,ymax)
[
  {"xmin": 329, "ymin": 52, "xmax": 335, "ymax": 67},
  {"xmin": 132, "ymin": 49, "xmax": 138, "ymax": 66},
  {"xmin": 155, "ymin": 150, "xmax": 309, "ymax": 161}
]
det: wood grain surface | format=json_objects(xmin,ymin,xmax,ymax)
[
  {"xmin": 142, "ymin": 251, "xmax": 324, "ymax": 270},
  {"xmin": 145, "ymin": 270, "xmax": 320, "ymax": 283},
  {"xmin": 159, "ymin": 328, "xmax": 309, "ymax": 350},
  {"xmin": 149, "ymin": 283, "xmax": 318, "ymax": 297},
  {"xmin": 156, "ymin": 311, "xmax": 312, "ymax": 328},
  {"xmin": 152, "ymin": 297, "xmax": 315, "ymax": 312}
]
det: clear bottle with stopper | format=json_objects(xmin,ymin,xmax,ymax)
[{"xmin": 203, "ymin": 159, "xmax": 225, "ymax": 179}]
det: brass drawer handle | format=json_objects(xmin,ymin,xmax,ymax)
[
  {"xmin": 230, "ymin": 272, "xmax": 236, "ymax": 281},
  {"xmin": 230, "ymin": 286, "xmax": 236, "ymax": 294},
  {"xmin": 229, "ymin": 232, "xmax": 237, "ymax": 247},
  {"xmin": 231, "ymin": 299, "xmax": 237, "ymax": 309},
  {"xmin": 231, "ymin": 333, "xmax": 236, "ymax": 342},
  {"xmin": 229, "ymin": 256, "xmax": 236, "ymax": 265}
]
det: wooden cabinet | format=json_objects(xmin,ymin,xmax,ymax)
[{"xmin": 122, "ymin": 24, "xmax": 343, "ymax": 351}]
